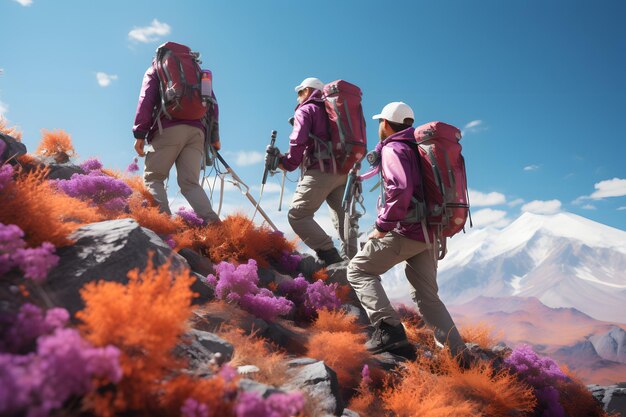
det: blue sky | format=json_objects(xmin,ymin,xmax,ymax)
[{"xmin": 2, "ymin": 0, "xmax": 626, "ymax": 235}]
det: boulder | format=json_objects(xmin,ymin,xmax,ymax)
[
  {"xmin": 283, "ymin": 358, "xmax": 344, "ymax": 416},
  {"xmin": 46, "ymin": 163, "xmax": 84, "ymax": 180},
  {"xmin": 42, "ymin": 219, "xmax": 210, "ymax": 314},
  {"xmin": 238, "ymin": 378, "xmax": 285, "ymax": 398},
  {"xmin": 178, "ymin": 248, "xmax": 215, "ymax": 277},
  {"xmin": 175, "ymin": 330, "xmax": 233, "ymax": 375}
]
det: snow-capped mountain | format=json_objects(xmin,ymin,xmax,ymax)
[{"xmin": 383, "ymin": 211, "xmax": 626, "ymax": 324}]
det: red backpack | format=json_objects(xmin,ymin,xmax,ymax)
[
  {"xmin": 154, "ymin": 42, "xmax": 207, "ymax": 121},
  {"xmin": 322, "ymin": 80, "xmax": 367, "ymax": 174},
  {"xmin": 412, "ymin": 121, "xmax": 471, "ymax": 258}
]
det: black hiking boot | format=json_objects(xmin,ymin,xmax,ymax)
[
  {"xmin": 315, "ymin": 247, "xmax": 344, "ymax": 266},
  {"xmin": 366, "ymin": 321, "xmax": 411, "ymax": 354}
]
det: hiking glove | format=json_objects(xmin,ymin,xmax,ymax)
[{"xmin": 265, "ymin": 145, "xmax": 281, "ymax": 171}]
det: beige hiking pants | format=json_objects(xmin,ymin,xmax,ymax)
[
  {"xmin": 288, "ymin": 169, "xmax": 357, "ymax": 257},
  {"xmin": 347, "ymin": 231, "xmax": 466, "ymax": 356},
  {"xmin": 144, "ymin": 125, "xmax": 219, "ymax": 223}
]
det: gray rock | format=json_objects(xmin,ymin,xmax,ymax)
[
  {"xmin": 342, "ymin": 409, "xmax": 361, "ymax": 417},
  {"xmin": 371, "ymin": 351, "xmax": 411, "ymax": 371},
  {"xmin": 603, "ymin": 385, "xmax": 626, "ymax": 416},
  {"xmin": 190, "ymin": 273, "xmax": 215, "ymax": 305},
  {"xmin": 296, "ymin": 254, "xmax": 321, "ymax": 278},
  {"xmin": 46, "ymin": 163, "xmax": 84, "ymax": 180},
  {"xmin": 43, "ymin": 219, "xmax": 189, "ymax": 314},
  {"xmin": 190, "ymin": 329, "xmax": 234, "ymax": 361},
  {"xmin": 286, "ymin": 357, "xmax": 319, "ymax": 368},
  {"xmin": 257, "ymin": 267, "xmax": 276, "ymax": 287},
  {"xmin": 238, "ymin": 378, "xmax": 285, "ymax": 398},
  {"xmin": 283, "ymin": 359, "xmax": 344, "ymax": 416},
  {"xmin": 178, "ymin": 248, "xmax": 214, "ymax": 277}
]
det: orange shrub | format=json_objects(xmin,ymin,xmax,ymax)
[
  {"xmin": 160, "ymin": 373, "xmax": 237, "ymax": 417},
  {"xmin": 78, "ymin": 257, "xmax": 197, "ymax": 415},
  {"xmin": 196, "ymin": 213, "xmax": 296, "ymax": 267},
  {"xmin": 0, "ymin": 117, "xmax": 22, "ymax": 141},
  {"xmin": 0, "ymin": 167, "xmax": 102, "ymax": 246},
  {"xmin": 123, "ymin": 175, "xmax": 157, "ymax": 206},
  {"xmin": 306, "ymin": 331, "xmax": 370, "ymax": 390},
  {"xmin": 36, "ymin": 129, "xmax": 77, "ymax": 162},
  {"xmin": 313, "ymin": 309, "xmax": 362, "ymax": 334},
  {"xmin": 558, "ymin": 367, "xmax": 609, "ymax": 417},
  {"xmin": 312, "ymin": 268, "xmax": 329, "ymax": 281},
  {"xmin": 218, "ymin": 326, "xmax": 288, "ymax": 386},
  {"xmin": 460, "ymin": 323, "xmax": 500, "ymax": 349}
]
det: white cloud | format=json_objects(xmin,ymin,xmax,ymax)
[
  {"xmin": 521, "ymin": 199, "xmax": 562, "ymax": 215},
  {"xmin": 128, "ymin": 19, "xmax": 171, "ymax": 43},
  {"xmin": 0, "ymin": 68, "xmax": 4, "ymax": 75},
  {"xmin": 581, "ymin": 204, "xmax": 596, "ymax": 210},
  {"xmin": 468, "ymin": 189, "xmax": 506, "ymax": 207},
  {"xmin": 0, "ymin": 100, "xmax": 7, "ymax": 118},
  {"xmin": 13, "ymin": 0, "xmax": 33, "ymax": 6},
  {"xmin": 508, "ymin": 198, "xmax": 524, "ymax": 207},
  {"xmin": 618, "ymin": 207, "xmax": 626, "ymax": 211},
  {"xmin": 462, "ymin": 120, "xmax": 485, "ymax": 135},
  {"xmin": 250, "ymin": 182, "xmax": 288, "ymax": 194},
  {"xmin": 524, "ymin": 165, "xmax": 539, "ymax": 171},
  {"xmin": 589, "ymin": 178, "xmax": 626, "ymax": 199},
  {"xmin": 96, "ymin": 72, "xmax": 118, "ymax": 87},
  {"xmin": 470, "ymin": 208, "xmax": 511, "ymax": 228},
  {"xmin": 233, "ymin": 151, "xmax": 264, "ymax": 167}
]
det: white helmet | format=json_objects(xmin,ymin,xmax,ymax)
[{"xmin": 294, "ymin": 77, "xmax": 324, "ymax": 92}]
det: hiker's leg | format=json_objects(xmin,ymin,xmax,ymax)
[
  {"xmin": 405, "ymin": 250, "xmax": 466, "ymax": 356},
  {"xmin": 175, "ymin": 126, "xmax": 219, "ymax": 223},
  {"xmin": 144, "ymin": 126, "xmax": 186, "ymax": 215},
  {"xmin": 347, "ymin": 232, "xmax": 422, "ymax": 326},
  {"xmin": 325, "ymin": 179, "xmax": 357, "ymax": 259},
  {"xmin": 288, "ymin": 170, "xmax": 339, "ymax": 251}
]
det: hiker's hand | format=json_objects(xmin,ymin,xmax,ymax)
[
  {"xmin": 134, "ymin": 139, "xmax": 145, "ymax": 157},
  {"xmin": 265, "ymin": 145, "xmax": 280, "ymax": 171},
  {"xmin": 368, "ymin": 229, "xmax": 387, "ymax": 240},
  {"xmin": 212, "ymin": 140, "xmax": 221, "ymax": 151}
]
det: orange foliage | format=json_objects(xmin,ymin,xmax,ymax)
[
  {"xmin": 312, "ymin": 268, "xmax": 329, "ymax": 281},
  {"xmin": 218, "ymin": 326, "xmax": 288, "ymax": 386},
  {"xmin": 460, "ymin": 323, "xmax": 500, "ymax": 349},
  {"xmin": 78, "ymin": 257, "xmax": 197, "ymax": 415},
  {"xmin": 0, "ymin": 167, "xmax": 102, "ymax": 246},
  {"xmin": 382, "ymin": 352, "xmax": 536, "ymax": 417},
  {"xmin": 196, "ymin": 213, "xmax": 296, "ymax": 267},
  {"xmin": 0, "ymin": 117, "xmax": 22, "ymax": 141},
  {"xmin": 36, "ymin": 129, "xmax": 77, "ymax": 162},
  {"xmin": 335, "ymin": 284, "xmax": 353, "ymax": 304},
  {"xmin": 16, "ymin": 153, "xmax": 39, "ymax": 166},
  {"xmin": 313, "ymin": 309, "xmax": 363, "ymax": 334},
  {"xmin": 123, "ymin": 175, "xmax": 157, "ymax": 206},
  {"xmin": 558, "ymin": 367, "xmax": 609, "ymax": 417},
  {"xmin": 160, "ymin": 373, "xmax": 237, "ymax": 417},
  {"xmin": 306, "ymin": 331, "xmax": 371, "ymax": 390}
]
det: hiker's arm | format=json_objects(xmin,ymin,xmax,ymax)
[
  {"xmin": 280, "ymin": 108, "xmax": 311, "ymax": 172},
  {"xmin": 375, "ymin": 147, "xmax": 413, "ymax": 233},
  {"xmin": 132, "ymin": 66, "xmax": 159, "ymax": 140}
]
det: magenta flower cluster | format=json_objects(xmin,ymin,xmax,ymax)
[
  {"xmin": 180, "ymin": 398, "xmax": 210, "ymax": 417},
  {"xmin": 275, "ymin": 251, "xmax": 302, "ymax": 274},
  {"xmin": 0, "ymin": 163, "xmax": 13, "ymax": 191},
  {"xmin": 0, "ymin": 223, "xmax": 59, "ymax": 283},
  {"xmin": 53, "ymin": 171, "xmax": 133, "ymax": 212},
  {"xmin": 278, "ymin": 276, "xmax": 341, "ymax": 321},
  {"xmin": 79, "ymin": 157, "xmax": 104, "ymax": 173},
  {"xmin": 234, "ymin": 391, "xmax": 304, "ymax": 417},
  {"xmin": 206, "ymin": 260, "xmax": 293, "ymax": 321},
  {"xmin": 504, "ymin": 344, "xmax": 568, "ymax": 416},
  {"xmin": 126, "ymin": 157, "xmax": 140, "ymax": 174},
  {"xmin": 0, "ymin": 303, "xmax": 122, "ymax": 417},
  {"xmin": 176, "ymin": 207, "xmax": 205, "ymax": 228}
]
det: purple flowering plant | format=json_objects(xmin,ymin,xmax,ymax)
[
  {"xmin": 126, "ymin": 157, "xmax": 140, "ymax": 174},
  {"xmin": 0, "ymin": 163, "xmax": 14, "ymax": 191},
  {"xmin": 234, "ymin": 391, "xmax": 305, "ymax": 417},
  {"xmin": 0, "ymin": 223, "xmax": 59, "ymax": 283},
  {"xmin": 206, "ymin": 260, "xmax": 294, "ymax": 321},
  {"xmin": 53, "ymin": 171, "xmax": 133, "ymax": 212},
  {"xmin": 278, "ymin": 275, "xmax": 341, "ymax": 321},
  {"xmin": 79, "ymin": 157, "xmax": 104, "ymax": 173},
  {"xmin": 275, "ymin": 251, "xmax": 302, "ymax": 274},
  {"xmin": 176, "ymin": 207, "xmax": 205, "ymax": 228}
]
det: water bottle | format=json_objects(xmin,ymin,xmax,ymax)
[{"xmin": 201, "ymin": 69, "xmax": 213, "ymax": 105}]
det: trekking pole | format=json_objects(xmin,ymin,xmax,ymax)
[
  {"xmin": 278, "ymin": 170, "xmax": 287, "ymax": 211},
  {"xmin": 214, "ymin": 151, "xmax": 280, "ymax": 232},
  {"xmin": 252, "ymin": 130, "xmax": 278, "ymax": 222}
]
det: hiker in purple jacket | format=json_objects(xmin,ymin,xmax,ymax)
[
  {"xmin": 266, "ymin": 77, "xmax": 356, "ymax": 266},
  {"xmin": 132, "ymin": 58, "xmax": 220, "ymax": 224},
  {"xmin": 347, "ymin": 102, "xmax": 468, "ymax": 363}
]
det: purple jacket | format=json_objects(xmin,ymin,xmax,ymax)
[
  {"xmin": 375, "ymin": 127, "xmax": 433, "ymax": 242},
  {"xmin": 280, "ymin": 90, "xmax": 332, "ymax": 172},
  {"xmin": 132, "ymin": 64, "xmax": 219, "ymax": 143}
]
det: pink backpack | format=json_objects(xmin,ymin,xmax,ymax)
[
  {"xmin": 322, "ymin": 80, "xmax": 367, "ymax": 174},
  {"xmin": 413, "ymin": 121, "xmax": 471, "ymax": 257}
]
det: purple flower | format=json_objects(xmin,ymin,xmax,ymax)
[
  {"xmin": 278, "ymin": 276, "xmax": 340, "ymax": 320},
  {"xmin": 235, "ymin": 391, "xmax": 305, "ymax": 417},
  {"xmin": 126, "ymin": 157, "xmax": 140, "ymax": 174},
  {"xmin": 0, "ymin": 223, "xmax": 25, "ymax": 276},
  {"xmin": 54, "ymin": 172, "xmax": 132, "ymax": 209},
  {"xmin": 276, "ymin": 251, "xmax": 301, "ymax": 274},
  {"xmin": 181, "ymin": 398, "xmax": 210, "ymax": 417},
  {"xmin": 176, "ymin": 207, "xmax": 205, "ymax": 228},
  {"xmin": 361, "ymin": 364, "xmax": 372, "ymax": 386},
  {"xmin": 79, "ymin": 157, "xmax": 103, "ymax": 173},
  {"xmin": 0, "ymin": 163, "xmax": 14, "ymax": 191},
  {"xmin": 219, "ymin": 364, "xmax": 238, "ymax": 383},
  {"xmin": 3, "ymin": 304, "xmax": 68, "ymax": 354},
  {"xmin": 13, "ymin": 243, "xmax": 59, "ymax": 283},
  {"xmin": 164, "ymin": 236, "xmax": 177, "ymax": 249},
  {"xmin": 239, "ymin": 293, "xmax": 294, "ymax": 322}
]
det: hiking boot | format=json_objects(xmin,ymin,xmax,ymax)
[
  {"xmin": 315, "ymin": 247, "xmax": 343, "ymax": 266},
  {"xmin": 366, "ymin": 321, "xmax": 411, "ymax": 354}
]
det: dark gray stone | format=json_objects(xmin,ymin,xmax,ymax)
[
  {"xmin": 342, "ymin": 409, "xmax": 361, "ymax": 417},
  {"xmin": 43, "ymin": 219, "xmax": 189, "ymax": 315},
  {"xmin": 238, "ymin": 378, "xmax": 285, "ymax": 398},
  {"xmin": 191, "ymin": 329, "xmax": 234, "ymax": 361},
  {"xmin": 286, "ymin": 357, "xmax": 319, "ymax": 368},
  {"xmin": 603, "ymin": 386, "xmax": 626, "ymax": 416},
  {"xmin": 262, "ymin": 321, "xmax": 308, "ymax": 355},
  {"xmin": 178, "ymin": 248, "xmax": 214, "ymax": 277},
  {"xmin": 190, "ymin": 273, "xmax": 215, "ymax": 305},
  {"xmin": 283, "ymin": 360, "xmax": 344, "ymax": 416},
  {"xmin": 46, "ymin": 163, "xmax": 84, "ymax": 180},
  {"xmin": 257, "ymin": 267, "xmax": 276, "ymax": 288},
  {"xmin": 371, "ymin": 351, "xmax": 411, "ymax": 371},
  {"xmin": 296, "ymin": 254, "xmax": 321, "ymax": 278}
]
